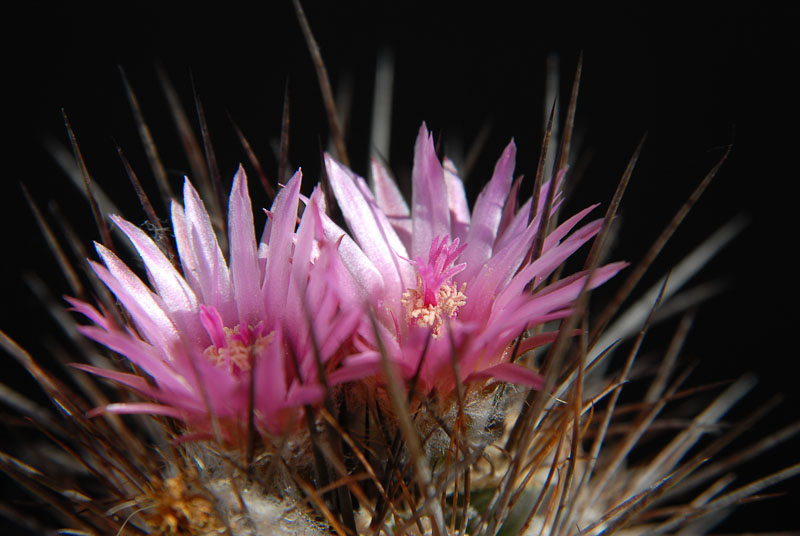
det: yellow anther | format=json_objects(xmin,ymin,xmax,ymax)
[
  {"xmin": 203, "ymin": 327, "xmax": 274, "ymax": 373},
  {"xmin": 401, "ymin": 278, "xmax": 467, "ymax": 337}
]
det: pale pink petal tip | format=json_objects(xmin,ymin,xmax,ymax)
[{"xmin": 87, "ymin": 402, "xmax": 184, "ymax": 419}]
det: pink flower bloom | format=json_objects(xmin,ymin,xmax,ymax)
[
  {"xmin": 69, "ymin": 125, "xmax": 625, "ymax": 439},
  {"xmin": 71, "ymin": 167, "xmax": 361, "ymax": 438},
  {"xmin": 324, "ymin": 124, "xmax": 626, "ymax": 397}
]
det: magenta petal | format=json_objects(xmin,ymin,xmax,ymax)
[
  {"xmin": 371, "ymin": 158, "xmax": 412, "ymax": 249},
  {"xmin": 90, "ymin": 250, "xmax": 179, "ymax": 352},
  {"xmin": 180, "ymin": 179, "xmax": 234, "ymax": 317},
  {"xmin": 541, "ymin": 204, "xmax": 599, "ymax": 253},
  {"xmin": 496, "ymin": 175, "xmax": 524, "ymax": 242},
  {"xmin": 532, "ymin": 219, "xmax": 604, "ymax": 289},
  {"xmin": 263, "ymin": 169, "xmax": 302, "ymax": 323},
  {"xmin": 319, "ymin": 211, "xmax": 385, "ymax": 301},
  {"xmin": 111, "ymin": 215, "xmax": 198, "ymax": 328},
  {"xmin": 284, "ymin": 383, "xmax": 325, "ymax": 408},
  {"xmin": 465, "ymin": 362, "xmax": 544, "ymax": 389},
  {"xmin": 65, "ymin": 297, "xmax": 113, "ymax": 332},
  {"xmin": 515, "ymin": 262, "xmax": 628, "ymax": 321},
  {"xmin": 315, "ymin": 219, "xmax": 366, "ymax": 306},
  {"xmin": 171, "ymin": 199, "xmax": 199, "ymax": 292},
  {"xmin": 411, "ymin": 124, "xmax": 450, "ymax": 259},
  {"xmin": 443, "ymin": 157, "xmax": 470, "ymax": 241},
  {"xmin": 90, "ymin": 402, "xmax": 185, "ymax": 419},
  {"xmin": 460, "ymin": 217, "xmax": 540, "ymax": 319},
  {"xmin": 328, "ymin": 361, "xmax": 381, "ymax": 385},
  {"xmin": 372, "ymin": 158, "xmax": 409, "ymax": 218},
  {"xmin": 326, "ymin": 154, "xmax": 412, "ymax": 300},
  {"xmin": 75, "ymin": 325, "xmax": 192, "ymax": 396},
  {"xmin": 284, "ymin": 190, "xmax": 318, "ymax": 334},
  {"xmin": 318, "ymin": 309, "xmax": 361, "ymax": 363},
  {"xmin": 71, "ymin": 363, "xmax": 153, "ymax": 394},
  {"xmin": 199, "ymin": 305, "xmax": 226, "ymax": 348},
  {"xmin": 460, "ymin": 140, "xmax": 516, "ymax": 282},
  {"xmin": 495, "ymin": 196, "xmax": 533, "ymax": 254},
  {"xmin": 254, "ymin": 329, "xmax": 287, "ymax": 412},
  {"xmin": 494, "ymin": 219, "xmax": 605, "ymax": 312},
  {"xmin": 228, "ymin": 165, "xmax": 264, "ymax": 325}
]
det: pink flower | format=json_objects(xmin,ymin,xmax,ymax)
[
  {"xmin": 69, "ymin": 124, "xmax": 625, "ymax": 439},
  {"xmin": 71, "ymin": 167, "xmax": 361, "ymax": 438},
  {"xmin": 324, "ymin": 124, "xmax": 626, "ymax": 397}
]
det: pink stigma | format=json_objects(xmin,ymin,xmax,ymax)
[
  {"xmin": 199, "ymin": 305, "xmax": 271, "ymax": 373},
  {"xmin": 415, "ymin": 236, "xmax": 467, "ymax": 306},
  {"xmin": 402, "ymin": 236, "xmax": 468, "ymax": 336}
]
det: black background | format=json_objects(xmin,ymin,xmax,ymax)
[{"xmin": 3, "ymin": 2, "xmax": 798, "ymax": 533}]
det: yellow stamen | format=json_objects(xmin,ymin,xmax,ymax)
[
  {"xmin": 401, "ymin": 277, "xmax": 467, "ymax": 337},
  {"xmin": 203, "ymin": 327, "xmax": 274, "ymax": 373}
]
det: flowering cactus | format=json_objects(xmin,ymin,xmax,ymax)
[
  {"xmin": 67, "ymin": 122, "xmax": 624, "ymax": 449},
  {"xmin": 326, "ymin": 124, "xmax": 626, "ymax": 398},
  {"xmin": 2, "ymin": 6, "xmax": 796, "ymax": 532},
  {"xmin": 70, "ymin": 167, "xmax": 361, "ymax": 439}
]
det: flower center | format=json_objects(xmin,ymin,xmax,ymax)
[
  {"xmin": 199, "ymin": 305, "xmax": 273, "ymax": 373},
  {"xmin": 401, "ymin": 236, "xmax": 467, "ymax": 337}
]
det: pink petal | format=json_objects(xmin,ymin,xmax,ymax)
[
  {"xmin": 284, "ymin": 190, "xmax": 318, "ymax": 335},
  {"xmin": 90, "ymin": 250, "xmax": 178, "ymax": 351},
  {"xmin": 318, "ymin": 307, "xmax": 362, "ymax": 364},
  {"xmin": 254, "ymin": 328, "xmax": 287, "ymax": 412},
  {"xmin": 75, "ymin": 325, "xmax": 192, "ymax": 396},
  {"xmin": 460, "ymin": 216, "xmax": 540, "ymax": 320},
  {"xmin": 494, "ymin": 195, "xmax": 532, "ymax": 253},
  {"xmin": 514, "ymin": 330, "xmax": 569, "ymax": 355},
  {"xmin": 309, "ymin": 204, "xmax": 368, "ymax": 308},
  {"xmin": 227, "ymin": 165, "xmax": 264, "ymax": 325},
  {"xmin": 319, "ymin": 212, "xmax": 385, "ymax": 301},
  {"xmin": 284, "ymin": 383, "xmax": 325, "ymax": 407},
  {"xmin": 535, "ymin": 169, "xmax": 566, "ymax": 216},
  {"xmin": 443, "ymin": 157, "xmax": 470, "ymax": 242},
  {"xmin": 371, "ymin": 158, "xmax": 412, "ymax": 249},
  {"xmin": 465, "ymin": 362, "xmax": 544, "ymax": 389},
  {"xmin": 111, "ymin": 215, "xmax": 199, "ymax": 335},
  {"xmin": 541, "ymin": 204, "xmax": 599, "ymax": 253},
  {"xmin": 328, "ymin": 359, "xmax": 381, "ymax": 385},
  {"xmin": 411, "ymin": 124, "xmax": 450, "ymax": 259},
  {"xmin": 326, "ymin": 154, "xmax": 412, "ymax": 302},
  {"xmin": 89, "ymin": 402, "xmax": 185, "ymax": 419},
  {"xmin": 263, "ymin": 169, "xmax": 302, "ymax": 324},
  {"xmin": 171, "ymin": 199, "xmax": 200, "ymax": 292},
  {"xmin": 71, "ymin": 363, "xmax": 154, "ymax": 394},
  {"xmin": 460, "ymin": 140, "xmax": 516, "ymax": 282},
  {"xmin": 495, "ymin": 219, "xmax": 605, "ymax": 312},
  {"xmin": 497, "ymin": 175, "xmax": 524, "ymax": 242},
  {"xmin": 372, "ymin": 158, "xmax": 410, "ymax": 218},
  {"xmin": 512, "ymin": 262, "xmax": 628, "ymax": 321},
  {"xmin": 65, "ymin": 296, "xmax": 113, "ymax": 332},
  {"xmin": 469, "ymin": 308, "xmax": 565, "ymax": 352},
  {"xmin": 189, "ymin": 224, "xmax": 236, "ymax": 325},
  {"xmin": 180, "ymin": 178, "xmax": 234, "ymax": 319},
  {"xmin": 199, "ymin": 305, "xmax": 226, "ymax": 348}
]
